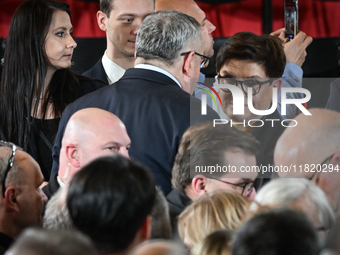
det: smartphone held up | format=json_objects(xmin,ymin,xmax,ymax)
[{"xmin": 284, "ymin": 0, "xmax": 299, "ymax": 41}]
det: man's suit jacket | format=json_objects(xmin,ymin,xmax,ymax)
[
  {"xmin": 42, "ymin": 174, "xmax": 60, "ymax": 200},
  {"xmin": 252, "ymin": 109, "xmax": 285, "ymax": 179},
  {"xmin": 326, "ymin": 78, "xmax": 340, "ymax": 112},
  {"xmin": 51, "ymin": 68, "xmax": 219, "ymax": 194},
  {"xmin": 82, "ymin": 59, "xmax": 108, "ymax": 84}
]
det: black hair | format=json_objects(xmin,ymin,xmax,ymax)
[
  {"xmin": 0, "ymin": 0, "xmax": 94, "ymax": 149},
  {"xmin": 216, "ymin": 32, "xmax": 286, "ymax": 78},
  {"xmin": 67, "ymin": 155, "xmax": 156, "ymax": 254}
]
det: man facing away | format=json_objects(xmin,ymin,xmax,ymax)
[
  {"xmin": 67, "ymin": 155, "xmax": 156, "ymax": 255},
  {"xmin": 50, "ymin": 10, "xmax": 219, "ymax": 195}
]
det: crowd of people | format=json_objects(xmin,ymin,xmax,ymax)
[{"xmin": 0, "ymin": 0, "xmax": 339, "ymax": 254}]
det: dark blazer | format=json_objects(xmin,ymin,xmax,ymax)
[
  {"xmin": 326, "ymin": 78, "xmax": 340, "ymax": 112},
  {"xmin": 50, "ymin": 68, "xmax": 220, "ymax": 194},
  {"xmin": 252, "ymin": 109, "xmax": 286, "ymax": 178},
  {"xmin": 167, "ymin": 189, "xmax": 192, "ymax": 228},
  {"xmin": 0, "ymin": 232, "xmax": 13, "ymax": 255},
  {"xmin": 167, "ymin": 188, "xmax": 192, "ymax": 241},
  {"xmin": 82, "ymin": 59, "xmax": 108, "ymax": 84},
  {"xmin": 42, "ymin": 174, "xmax": 60, "ymax": 201}
]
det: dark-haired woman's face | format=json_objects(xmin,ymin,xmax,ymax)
[{"xmin": 44, "ymin": 10, "xmax": 77, "ymax": 72}]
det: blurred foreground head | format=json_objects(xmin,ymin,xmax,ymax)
[
  {"xmin": 67, "ymin": 155, "xmax": 156, "ymax": 255},
  {"xmin": 6, "ymin": 228, "xmax": 95, "ymax": 255}
]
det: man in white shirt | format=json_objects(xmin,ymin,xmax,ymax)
[{"xmin": 83, "ymin": 0, "xmax": 154, "ymax": 84}]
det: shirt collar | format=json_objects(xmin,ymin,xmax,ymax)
[
  {"xmin": 101, "ymin": 50, "xmax": 126, "ymax": 84},
  {"xmin": 134, "ymin": 64, "xmax": 182, "ymax": 89},
  {"xmin": 57, "ymin": 175, "xmax": 66, "ymax": 189}
]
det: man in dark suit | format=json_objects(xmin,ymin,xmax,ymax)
[
  {"xmin": 83, "ymin": 0, "xmax": 155, "ymax": 84},
  {"xmin": 51, "ymin": 10, "xmax": 219, "ymax": 195},
  {"xmin": 167, "ymin": 122, "xmax": 260, "ymax": 238},
  {"xmin": 43, "ymin": 108, "xmax": 131, "ymax": 200}
]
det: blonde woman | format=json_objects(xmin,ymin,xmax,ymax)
[{"xmin": 178, "ymin": 189, "xmax": 249, "ymax": 248}]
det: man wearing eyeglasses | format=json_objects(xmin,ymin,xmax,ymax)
[
  {"xmin": 155, "ymin": 0, "xmax": 312, "ymax": 120},
  {"xmin": 214, "ymin": 32, "xmax": 286, "ymax": 174},
  {"xmin": 0, "ymin": 142, "xmax": 47, "ymax": 254},
  {"xmin": 167, "ymin": 122, "xmax": 260, "ymax": 237},
  {"xmin": 50, "ymin": 11, "xmax": 219, "ymax": 196},
  {"xmin": 275, "ymin": 108, "xmax": 340, "ymax": 216}
]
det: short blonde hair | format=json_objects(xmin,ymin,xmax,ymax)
[{"xmin": 178, "ymin": 190, "xmax": 250, "ymax": 247}]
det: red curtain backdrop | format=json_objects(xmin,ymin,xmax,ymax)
[
  {"xmin": 0, "ymin": 0, "xmax": 105, "ymax": 38},
  {"xmin": 1, "ymin": 0, "xmax": 340, "ymax": 38},
  {"xmin": 198, "ymin": 0, "xmax": 340, "ymax": 38}
]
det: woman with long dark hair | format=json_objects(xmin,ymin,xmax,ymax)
[{"xmin": 0, "ymin": 0, "xmax": 106, "ymax": 180}]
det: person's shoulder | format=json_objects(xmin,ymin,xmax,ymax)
[
  {"xmin": 70, "ymin": 84, "xmax": 115, "ymax": 109},
  {"xmin": 82, "ymin": 58, "xmax": 108, "ymax": 84},
  {"xmin": 79, "ymin": 76, "xmax": 108, "ymax": 93},
  {"xmin": 82, "ymin": 59, "xmax": 102, "ymax": 76}
]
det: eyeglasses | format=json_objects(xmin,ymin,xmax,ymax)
[
  {"xmin": 207, "ymin": 176, "xmax": 258, "ymax": 197},
  {"xmin": 180, "ymin": 51, "xmax": 210, "ymax": 68},
  {"xmin": 0, "ymin": 141, "xmax": 20, "ymax": 197},
  {"xmin": 309, "ymin": 154, "xmax": 334, "ymax": 180},
  {"xmin": 217, "ymin": 76, "xmax": 272, "ymax": 95}
]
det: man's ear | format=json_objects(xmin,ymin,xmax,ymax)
[
  {"xmin": 129, "ymin": 215, "xmax": 152, "ymax": 248},
  {"xmin": 191, "ymin": 175, "xmax": 208, "ymax": 198},
  {"xmin": 273, "ymin": 78, "xmax": 282, "ymax": 94},
  {"xmin": 65, "ymin": 144, "xmax": 80, "ymax": 169},
  {"xmin": 4, "ymin": 187, "xmax": 20, "ymax": 213},
  {"xmin": 97, "ymin": 11, "xmax": 108, "ymax": 32},
  {"xmin": 139, "ymin": 215, "xmax": 152, "ymax": 241},
  {"xmin": 182, "ymin": 51, "xmax": 195, "ymax": 78},
  {"xmin": 330, "ymin": 152, "xmax": 340, "ymax": 165}
]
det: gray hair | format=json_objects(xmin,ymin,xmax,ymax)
[
  {"xmin": 0, "ymin": 147, "xmax": 24, "ymax": 191},
  {"xmin": 43, "ymin": 187, "xmax": 74, "ymax": 231},
  {"xmin": 135, "ymin": 10, "xmax": 202, "ymax": 66},
  {"xmin": 6, "ymin": 228, "xmax": 96, "ymax": 255},
  {"xmin": 251, "ymin": 178, "xmax": 335, "ymax": 231}
]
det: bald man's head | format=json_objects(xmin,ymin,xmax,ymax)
[
  {"xmin": 275, "ymin": 108, "xmax": 340, "ymax": 215},
  {"xmin": 58, "ymin": 108, "xmax": 131, "ymax": 182},
  {"xmin": 155, "ymin": 0, "xmax": 215, "ymax": 57},
  {"xmin": 275, "ymin": 108, "xmax": 340, "ymax": 176}
]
